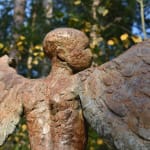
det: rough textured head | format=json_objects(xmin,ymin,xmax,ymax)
[{"xmin": 43, "ymin": 28, "xmax": 92, "ymax": 71}]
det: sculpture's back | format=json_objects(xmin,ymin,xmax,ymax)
[{"xmin": 0, "ymin": 28, "xmax": 91, "ymax": 150}]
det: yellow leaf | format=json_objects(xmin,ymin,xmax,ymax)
[
  {"xmin": 74, "ymin": 0, "xmax": 81, "ymax": 5},
  {"xmin": 40, "ymin": 52, "xmax": 45, "ymax": 57},
  {"xmin": 71, "ymin": 17, "xmax": 79, "ymax": 22},
  {"xmin": 3, "ymin": 47, "xmax": 8, "ymax": 52},
  {"xmin": 0, "ymin": 43, "xmax": 4, "ymax": 49},
  {"xmin": 107, "ymin": 39, "xmax": 115, "ymax": 46},
  {"xmin": 120, "ymin": 33, "xmax": 128, "ymax": 41},
  {"xmin": 85, "ymin": 21, "xmax": 91, "ymax": 28},
  {"xmin": 90, "ymin": 43, "xmax": 95, "ymax": 49},
  {"xmin": 19, "ymin": 35, "xmax": 26, "ymax": 40},
  {"xmin": 17, "ymin": 41, "xmax": 23, "ymax": 46},
  {"xmin": 35, "ymin": 45, "xmax": 42, "ymax": 50},
  {"xmin": 15, "ymin": 137, "xmax": 19, "ymax": 142},
  {"xmin": 27, "ymin": 64, "xmax": 32, "ymax": 69},
  {"xmin": 97, "ymin": 138, "xmax": 104, "ymax": 145},
  {"xmin": 131, "ymin": 36, "xmax": 142, "ymax": 43},
  {"xmin": 33, "ymin": 52, "xmax": 39, "ymax": 56},
  {"xmin": 18, "ymin": 46, "xmax": 24, "ymax": 51},
  {"xmin": 33, "ymin": 59, "xmax": 39, "ymax": 65},
  {"xmin": 21, "ymin": 124, "xmax": 27, "ymax": 132},
  {"xmin": 19, "ymin": 132, "xmax": 26, "ymax": 137},
  {"xmin": 84, "ymin": 28, "xmax": 90, "ymax": 32},
  {"xmin": 102, "ymin": 9, "xmax": 109, "ymax": 16},
  {"xmin": 90, "ymin": 40, "xmax": 97, "ymax": 48},
  {"xmin": 89, "ymin": 146, "xmax": 94, "ymax": 150}
]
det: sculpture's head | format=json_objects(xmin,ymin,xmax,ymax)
[{"xmin": 43, "ymin": 28, "xmax": 92, "ymax": 71}]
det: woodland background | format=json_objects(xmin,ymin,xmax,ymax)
[{"xmin": 0, "ymin": 0, "xmax": 149, "ymax": 149}]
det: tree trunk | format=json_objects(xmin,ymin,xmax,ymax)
[
  {"xmin": 13, "ymin": 0, "xmax": 26, "ymax": 37},
  {"xmin": 8, "ymin": 0, "xmax": 26, "ymax": 66},
  {"xmin": 42, "ymin": 0, "xmax": 53, "ymax": 19}
]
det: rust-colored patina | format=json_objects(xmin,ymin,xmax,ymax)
[
  {"xmin": 22, "ymin": 28, "xmax": 92, "ymax": 150},
  {"xmin": 0, "ymin": 28, "xmax": 92, "ymax": 150},
  {"xmin": 0, "ymin": 28, "xmax": 149, "ymax": 150}
]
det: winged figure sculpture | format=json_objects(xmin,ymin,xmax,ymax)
[{"xmin": 0, "ymin": 28, "xmax": 149, "ymax": 150}]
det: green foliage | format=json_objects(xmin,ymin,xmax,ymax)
[
  {"xmin": 51, "ymin": 0, "xmax": 142, "ymax": 65},
  {"xmin": 86, "ymin": 127, "xmax": 116, "ymax": 150},
  {"xmin": 0, "ymin": 116, "xmax": 30, "ymax": 150}
]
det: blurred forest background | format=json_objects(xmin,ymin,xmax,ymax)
[{"xmin": 0, "ymin": 0, "xmax": 150, "ymax": 149}]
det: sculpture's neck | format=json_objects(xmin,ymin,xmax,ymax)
[{"xmin": 49, "ymin": 57, "xmax": 73, "ymax": 76}]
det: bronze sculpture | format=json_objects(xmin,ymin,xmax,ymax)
[{"xmin": 0, "ymin": 28, "xmax": 149, "ymax": 150}]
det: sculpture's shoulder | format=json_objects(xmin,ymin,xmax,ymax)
[
  {"xmin": 115, "ymin": 39, "xmax": 150, "ymax": 64},
  {"xmin": 0, "ymin": 55, "xmax": 9, "ymax": 66}
]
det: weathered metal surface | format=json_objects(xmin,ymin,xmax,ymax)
[
  {"xmin": 0, "ymin": 28, "xmax": 90, "ymax": 150},
  {"xmin": 0, "ymin": 28, "xmax": 150, "ymax": 150},
  {"xmin": 78, "ymin": 40, "xmax": 150, "ymax": 150}
]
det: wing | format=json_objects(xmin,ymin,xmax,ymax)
[
  {"xmin": 0, "ymin": 55, "xmax": 25, "ymax": 145},
  {"xmin": 78, "ymin": 40, "xmax": 150, "ymax": 149}
]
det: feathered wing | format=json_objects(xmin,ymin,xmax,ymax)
[
  {"xmin": 78, "ymin": 40, "xmax": 150, "ymax": 149},
  {"xmin": 0, "ymin": 55, "xmax": 25, "ymax": 145}
]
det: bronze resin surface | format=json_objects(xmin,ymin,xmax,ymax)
[{"xmin": 0, "ymin": 28, "xmax": 149, "ymax": 150}]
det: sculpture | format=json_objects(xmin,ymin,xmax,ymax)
[{"xmin": 0, "ymin": 28, "xmax": 149, "ymax": 150}]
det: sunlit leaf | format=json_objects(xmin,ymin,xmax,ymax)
[
  {"xmin": 3, "ymin": 47, "xmax": 9, "ymax": 52},
  {"xmin": 17, "ymin": 41, "xmax": 23, "ymax": 47},
  {"xmin": 120, "ymin": 33, "xmax": 129, "ymax": 41},
  {"xmin": 98, "ymin": 6, "xmax": 109, "ymax": 16},
  {"xmin": 32, "ymin": 59, "xmax": 39, "ymax": 65},
  {"xmin": 0, "ymin": 43, "xmax": 4, "ymax": 49},
  {"xmin": 14, "ymin": 137, "xmax": 19, "ymax": 142},
  {"xmin": 33, "ymin": 52, "xmax": 39, "ymax": 56},
  {"xmin": 89, "ymin": 146, "xmax": 94, "ymax": 150},
  {"xmin": 21, "ymin": 124, "xmax": 27, "ymax": 132},
  {"xmin": 103, "ymin": 9, "xmax": 109, "ymax": 16},
  {"xmin": 35, "ymin": 45, "xmax": 42, "ymax": 50},
  {"xmin": 70, "ymin": 17, "xmax": 79, "ymax": 22},
  {"xmin": 19, "ymin": 36, "xmax": 26, "ymax": 40},
  {"xmin": 97, "ymin": 138, "xmax": 103, "ymax": 145},
  {"xmin": 131, "ymin": 35, "xmax": 142, "ymax": 43},
  {"xmin": 107, "ymin": 39, "xmax": 115, "ymax": 46},
  {"xmin": 40, "ymin": 52, "xmax": 45, "ymax": 57},
  {"xmin": 74, "ymin": 0, "xmax": 81, "ymax": 5}
]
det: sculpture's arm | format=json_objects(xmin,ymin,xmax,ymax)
[
  {"xmin": 77, "ymin": 40, "xmax": 150, "ymax": 150},
  {"xmin": 0, "ymin": 55, "xmax": 26, "ymax": 145},
  {"xmin": 21, "ymin": 80, "xmax": 52, "ymax": 150},
  {"xmin": 0, "ymin": 55, "xmax": 52, "ymax": 150}
]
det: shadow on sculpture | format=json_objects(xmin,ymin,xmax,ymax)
[{"xmin": 0, "ymin": 28, "xmax": 149, "ymax": 150}]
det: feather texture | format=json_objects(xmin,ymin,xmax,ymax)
[
  {"xmin": 78, "ymin": 40, "xmax": 150, "ymax": 149},
  {"xmin": 0, "ymin": 55, "xmax": 24, "ymax": 145}
]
